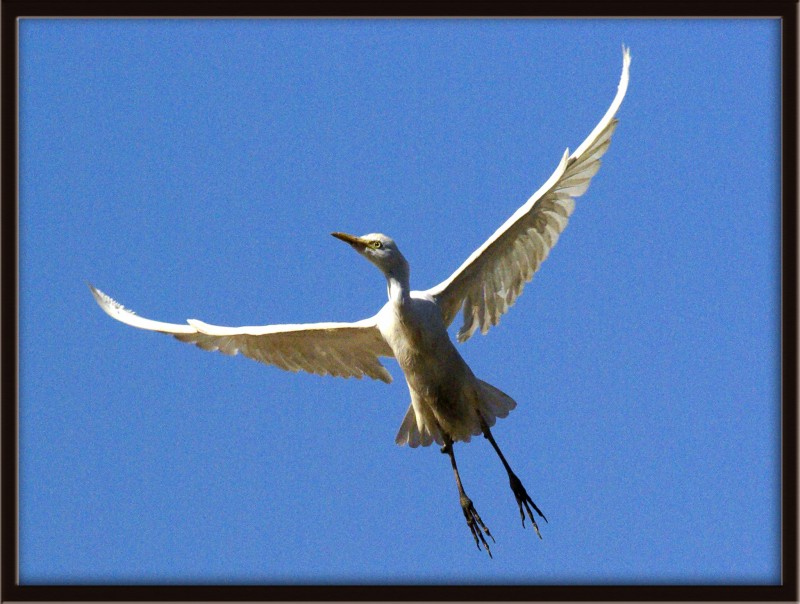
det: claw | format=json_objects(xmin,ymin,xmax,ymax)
[
  {"xmin": 509, "ymin": 472, "xmax": 546, "ymax": 539},
  {"xmin": 460, "ymin": 495, "xmax": 494, "ymax": 558}
]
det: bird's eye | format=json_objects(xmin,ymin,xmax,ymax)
[{"xmin": 371, "ymin": 241, "xmax": 383, "ymax": 249}]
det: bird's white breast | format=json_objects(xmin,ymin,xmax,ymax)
[
  {"xmin": 377, "ymin": 292, "xmax": 451, "ymax": 370},
  {"xmin": 377, "ymin": 291, "xmax": 480, "ymax": 439}
]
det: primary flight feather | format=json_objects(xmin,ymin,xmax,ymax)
[{"xmin": 91, "ymin": 47, "xmax": 631, "ymax": 557}]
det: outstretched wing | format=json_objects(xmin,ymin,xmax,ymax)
[
  {"xmin": 426, "ymin": 46, "xmax": 631, "ymax": 342},
  {"xmin": 89, "ymin": 285, "xmax": 394, "ymax": 383}
]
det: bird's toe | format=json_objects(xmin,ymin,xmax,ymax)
[
  {"xmin": 459, "ymin": 494, "xmax": 494, "ymax": 557},
  {"xmin": 508, "ymin": 473, "xmax": 546, "ymax": 538}
]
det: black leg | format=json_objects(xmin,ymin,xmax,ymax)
[
  {"xmin": 441, "ymin": 435, "xmax": 494, "ymax": 557},
  {"xmin": 482, "ymin": 422, "xmax": 547, "ymax": 539}
]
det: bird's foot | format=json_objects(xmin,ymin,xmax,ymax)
[
  {"xmin": 459, "ymin": 493, "xmax": 494, "ymax": 558},
  {"xmin": 508, "ymin": 472, "xmax": 547, "ymax": 539}
]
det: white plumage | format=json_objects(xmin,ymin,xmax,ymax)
[
  {"xmin": 91, "ymin": 47, "xmax": 631, "ymax": 555},
  {"xmin": 90, "ymin": 286, "xmax": 393, "ymax": 382}
]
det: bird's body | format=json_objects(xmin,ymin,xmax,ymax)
[
  {"xmin": 383, "ymin": 292, "xmax": 472, "ymax": 437},
  {"xmin": 90, "ymin": 47, "xmax": 631, "ymax": 556},
  {"xmin": 373, "ymin": 285, "xmax": 514, "ymax": 447}
]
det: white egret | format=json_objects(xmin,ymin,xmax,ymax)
[{"xmin": 91, "ymin": 47, "xmax": 630, "ymax": 556}]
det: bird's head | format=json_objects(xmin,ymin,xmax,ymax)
[{"xmin": 331, "ymin": 232, "xmax": 408, "ymax": 278}]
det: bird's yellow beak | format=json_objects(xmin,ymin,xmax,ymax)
[{"xmin": 331, "ymin": 232, "xmax": 367, "ymax": 250}]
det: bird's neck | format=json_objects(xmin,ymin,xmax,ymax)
[{"xmin": 385, "ymin": 263, "xmax": 410, "ymax": 305}]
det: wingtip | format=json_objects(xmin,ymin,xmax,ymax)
[
  {"xmin": 87, "ymin": 282, "xmax": 132, "ymax": 322},
  {"xmin": 621, "ymin": 44, "xmax": 632, "ymax": 67},
  {"xmin": 87, "ymin": 282, "xmax": 107, "ymax": 306}
]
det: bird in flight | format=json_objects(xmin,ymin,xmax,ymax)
[{"xmin": 91, "ymin": 47, "xmax": 630, "ymax": 557}]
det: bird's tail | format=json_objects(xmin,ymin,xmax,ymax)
[
  {"xmin": 394, "ymin": 379, "xmax": 516, "ymax": 448},
  {"xmin": 475, "ymin": 379, "xmax": 517, "ymax": 429},
  {"xmin": 395, "ymin": 404, "xmax": 442, "ymax": 448}
]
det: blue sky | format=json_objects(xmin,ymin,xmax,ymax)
[{"xmin": 18, "ymin": 19, "xmax": 780, "ymax": 584}]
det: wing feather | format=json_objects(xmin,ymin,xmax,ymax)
[
  {"xmin": 90, "ymin": 284, "xmax": 394, "ymax": 383},
  {"xmin": 427, "ymin": 47, "xmax": 631, "ymax": 342}
]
